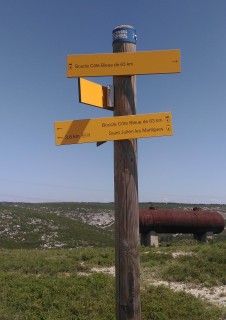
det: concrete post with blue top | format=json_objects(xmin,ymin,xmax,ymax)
[{"xmin": 112, "ymin": 25, "xmax": 141, "ymax": 320}]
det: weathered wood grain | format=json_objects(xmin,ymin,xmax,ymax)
[{"xmin": 113, "ymin": 32, "xmax": 141, "ymax": 320}]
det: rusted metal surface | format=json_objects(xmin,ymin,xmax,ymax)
[{"xmin": 139, "ymin": 208, "xmax": 225, "ymax": 235}]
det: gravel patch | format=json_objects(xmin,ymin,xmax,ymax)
[{"xmin": 90, "ymin": 266, "xmax": 226, "ymax": 307}]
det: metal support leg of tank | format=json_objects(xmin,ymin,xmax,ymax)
[
  {"xmin": 140, "ymin": 232, "xmax": 151, "ymax": 246},
  {"xmin": 193, "ymin": 233, "xmax": 207, "ymax": 243}
]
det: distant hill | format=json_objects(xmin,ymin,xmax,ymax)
[
  {"xmin": 0, "ymin": 202, "xmax": 115, "ymax": 249},
  {"xmin": 0, "ymin": 202, "xmax": 225, "ymax": 249}
]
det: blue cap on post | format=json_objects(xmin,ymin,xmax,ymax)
[{"xmin": 112, "ymin": 25, "xmax": 137, "ymax": 45}]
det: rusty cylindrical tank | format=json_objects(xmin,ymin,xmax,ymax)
[{"xmin": 139, "ymin": 208, "xmax": 225, "ymax": 235}]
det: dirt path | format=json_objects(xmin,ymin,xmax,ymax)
[
  {"xmin": 90, "ymin": 266, "xmax": 226, "ymax": 307},
  {"xmin": 148, "ymin": 279, "xmax": 226, "ymax": 307}
]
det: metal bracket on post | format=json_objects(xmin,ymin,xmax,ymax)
[
  {"xmin": 107, "ymin": 85, "xmax": 114, "ymax": 108},
  {"xmin": 96, "ymin": 85, "xmax": 114, "ymax": 146}
]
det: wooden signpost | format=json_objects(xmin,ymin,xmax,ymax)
[
  {"xmin": 112, "ymin": 26, "xmax": 140, "ymax": 320},
  {"xmin": 54, "ymin": 24, "xmax": 181, "ymax": 320}
]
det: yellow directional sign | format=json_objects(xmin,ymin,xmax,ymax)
[
  {"xmin": 54, "ymin": 112, "xmax": 173, "ymax": 145},
  {"xmin": 67, "ymin": 50, "xmax": 180, "ymax": 77},
  {"xmin": 78, "ymin": 78, "xmax": 112, "ymax": 110}
]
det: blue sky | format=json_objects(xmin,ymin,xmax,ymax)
[{"xmin": 0, "ymin": 0, "xmax": 226, "ymax": 204}]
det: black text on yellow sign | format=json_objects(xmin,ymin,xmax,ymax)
[
  {"xmin": 67, "ymin": 50, "xmax": 180, "ymax": 77},
  {"xmin": 54, "ymin": 112, "xmax": 173, "ymax": 145}
]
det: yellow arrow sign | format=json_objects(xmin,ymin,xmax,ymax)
[
  {"xmin": 67, "ymin": 50, "xmax": 180, "ymax": 77},
  {"xmin": 78, "ymin": 78, "xmax": 113, "ymax": 110},
  {"xmin": 54, "ymin": 112, "xmax": 173, "ymax": 145}
]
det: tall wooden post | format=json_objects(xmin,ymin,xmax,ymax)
[{"xmin": 112, "ymin": 25, "xmax": 141, "ymax": 320}]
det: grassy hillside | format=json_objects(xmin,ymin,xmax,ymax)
[{"xmin": 0, "ymin": 202, "xmax": 114, "ymax": 249}]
